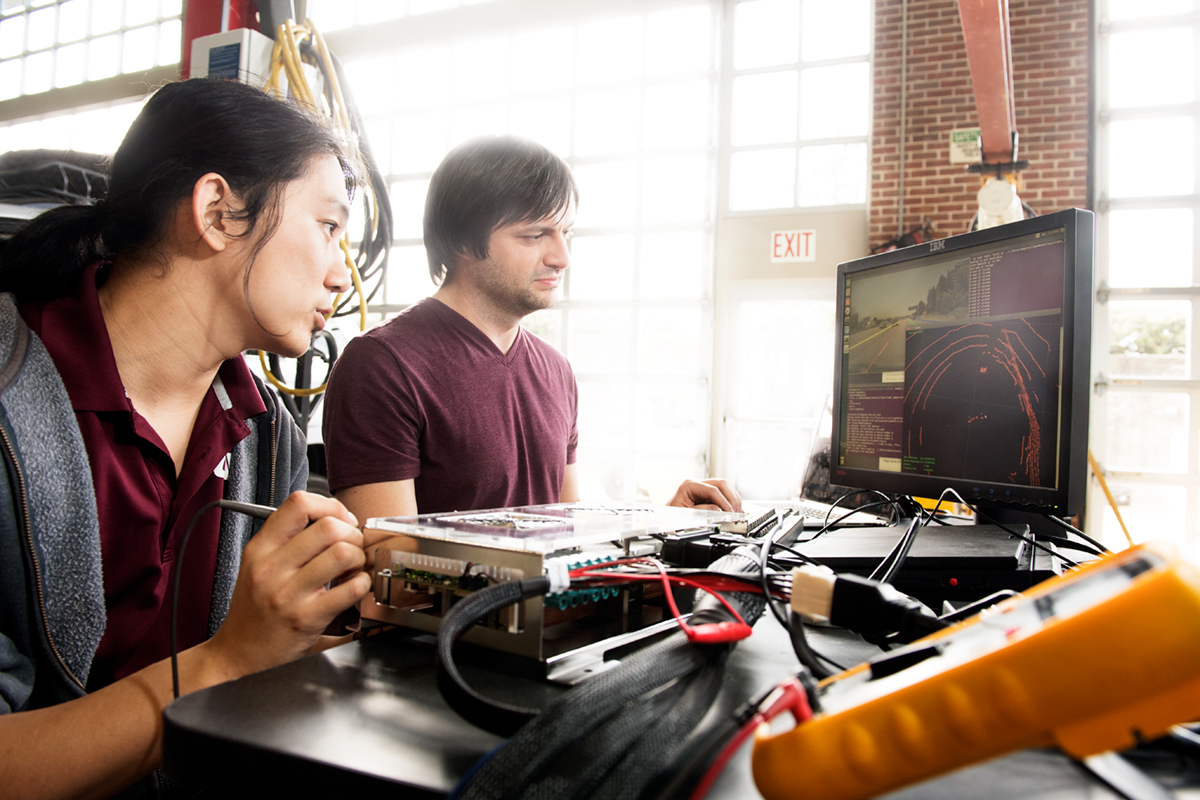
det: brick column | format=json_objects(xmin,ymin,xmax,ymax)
[{"xmin": 869, "ymin": 0, "xmax": 1091, "ymax": 250}]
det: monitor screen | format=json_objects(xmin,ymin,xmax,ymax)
[{"xmin": 830, "ymin": 208, "xmax": 1094, "ymax": 518}]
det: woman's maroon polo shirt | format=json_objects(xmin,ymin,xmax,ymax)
[{"xmin": 19, "ymin": 265, "xmax": 266, "ymax": 687}]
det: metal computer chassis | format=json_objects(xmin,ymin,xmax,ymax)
[{"xmin": 360, "ymin": 504, "xmax": 717, "ymax": 683}]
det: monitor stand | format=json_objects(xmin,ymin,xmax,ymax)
[{"xmin": 975, "ymin": 504, "xmax": 1069, "ymax": 539}]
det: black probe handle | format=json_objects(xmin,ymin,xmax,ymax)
[{"xmin": 216, "ymin": 499, "xmax": 276, "ymax": 521}]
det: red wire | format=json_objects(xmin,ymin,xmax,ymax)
[
  {"xmin": 562, "ymin": 559, "xmax": 805, "ymax": 793},
  {"xmin": 567, "ymin": 558, "xmax": 759, "ymax": 643},
  {"xmin": 653, "ymin": 558, "xmax": 691, "ymax": 629},
  {"xmin": 686, "ymin": 717, "xmax": 759, "ymax": 800},
  {"xmin": 621, "ymin": 559, "xmax": 752, "ymax": 642},
  {"xmin": 571, "ymin": 559, "xmax": 756, "ymax": 621},
  {"xmin": 569, "ymin": 561, "xmax": 788, "ymax": 601},
  {"xmin": 687, "ymin": 678, "xmax": 814, "ymax": 800}
]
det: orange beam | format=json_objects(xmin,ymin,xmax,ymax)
[{"xmin": 957, "ymin": 0, "xmax": 1017, "ymax": 165}]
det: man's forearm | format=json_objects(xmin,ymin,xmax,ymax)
[{"xmin": 337, "ymin": 480, "xmax": 419, "ymax": 529}]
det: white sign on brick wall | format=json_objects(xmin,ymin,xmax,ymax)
[
  {"xmin": 770, "ymin": 229, "xmax": 816, "ymax": 263},
  {"xmin": 950, "ymin": 127, "xmax": 982, "ymax": 164}
]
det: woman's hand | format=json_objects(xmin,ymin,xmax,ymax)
[{"xmin": 202, "ymin": 491, "xmax": 372, "ymax": 678}]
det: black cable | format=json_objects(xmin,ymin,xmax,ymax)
[
  {"xmin": 802, "ymin": 496, "xmax": 907, "ymax": 541},
  {"xmin": 455, "ymin": 630, "xmax": 717, "ymax": 800},
  {"xmin": 588, "ymin": 658, "xmax": 727, "ymax": 800},
  {"xmin": 289, "ymin": 41, "xmax": 393, "ymax": 321},
  {"xmin": 872, "ymin": 493, "xmax": 965, "ymax": 584},
  {"xmin": 891, "ymin": 489, "xmax": 1085, "ymax": 571},
  {"xmin": 1038, "ymin": 535, "xmax": 1106, "ymax": 558},
  {"xmin": 547, "ymin": 676, "xmax": 697, "ymax": 800},
  {"xmin": 513, "ymin": 659, "xmax": 729, "ymax": 800},
  {"xmin": 817, "ymin": 490, "xmax": 903, "ymax": 529},
  {"xmin": 700, "ymin": 546, "xmax": 768, "ymax": 627},
  {"xmin": 326, "ymin": 49, "xmax": 393, "ymax": 318},
  {"xmin": 648, "ymin": 669, "xmax": 823, "ymax": 800},
  {"xmin": 768, "ymin": 540, "xmax": 826, "ymax": 567},
  {"xmin": 869, "ymin": 512, "xmax": 924, "ymax": 584},
  {"xmin": 1169, "ymin": 725, "xmax": 1200, "ymax": 752},
  {"xmin": 753, "ymin": 513, "xmax": 861, "ymax": 673},
  {"xmin": 1048, "ymin": 514, "xmax": 1111, "ymax": 554},
  {"xmin": 1120, "ymin": 729, "xmax": 1200, "ymax": 787},
  {"xmin": 941, "ymin": 490, "xmax": 1082, "ymax": 569},
  {"xmin": 435, "ymin": 576, "xmax": 551, "ymax": 736},
  {"xmin": 788, "ymin": 610, "xmax": 840, "ymax": 679},
  {"xmin": 758, "ymin": 526, "xmax": 793, "ymax": 630},
  {"xmin": 454, "ymin": 548, "xmax": 768, "ymax": 800},
  {"xmin": 825, "ymin": 573, "xmax": 946, "ymax": 647},
  {"xmin": 872, "ymin": 488, "xmax": 1069, "ymax": 584},
  {"xmin": 171, "ymin": 500, "xmax": 275, "ymax": 700},
  {"xmin": 854, "ymin": 490, "xmax": 907, "ymax": 525},
  {"xmin": 755, "ymin": 530, "xmax": 846, "ymax": 676},
  {"xmin": 937, "ymin": 590, "xmax": 1021, "ymax": 624},
  {"xmin": 436, "ymin": 560, "xmax": 780, "ymax": 742}
]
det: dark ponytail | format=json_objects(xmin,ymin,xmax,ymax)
[
  {"xmin": 0, "ymin": 78, "xmax": 359, "ymax": 303},
  {"xmin": 0, "ymin": 203, "xmax": 108, "ymax": 302}
]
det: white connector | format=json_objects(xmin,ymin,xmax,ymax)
[
  {"xmin": 544, "ymin": 560, "xmax": 571, "ymax": 594},
  {"xmin": 790, "ymin": 565, "xmax": 838, "ymax": 624}
]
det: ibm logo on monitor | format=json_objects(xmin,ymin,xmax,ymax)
[{"xmin": 930, "ymin": 239, "xmax": 946, "ymax": 252}]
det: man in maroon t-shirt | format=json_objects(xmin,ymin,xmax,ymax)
[{"xmin": 322, "ymin": 136, "xmax": 739, "ymax": 526}]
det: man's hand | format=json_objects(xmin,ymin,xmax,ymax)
[
  {"xmin": 666, "ymin": 478, "xmax": 742, "ymax": 512},
  {"xmin": 202, "ymin": 492, "xmax": 371, "ymax": 678}
]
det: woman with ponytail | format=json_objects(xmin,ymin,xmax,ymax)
[{"xmin": 0, "ymin": 78, "xmax": 372, "ymax": 798}]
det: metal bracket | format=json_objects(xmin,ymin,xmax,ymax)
[{"xmin": 545, "ymin": 617, "xmax": 684, "ymax": 684}]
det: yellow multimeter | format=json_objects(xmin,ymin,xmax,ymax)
[{"xmin": 752, "ymin": 542, "xmax": 1200, "ymax": 800}]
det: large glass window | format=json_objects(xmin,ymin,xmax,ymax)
[
  {"xmin": 306, "ymin": 0, "xmax": 500, "ymax": 31},
  {"xmin": 725, "ymin": 0, "xmax": 871, "ymax": 212},
  {"xmin": 0, "ymin": 0, "xmax": 877, "ymax": 506},
  {"xmin": 0, "ymin": 94, "xmax": 140, "ymax": 151},
  {"xmin": 0, "ymin": 0, "xmax": 181, "ymax": 100},
  {"xmin": 715, "ymin": 0, "xmax": 870, "ymax": 501},
  {"xmin": 1093, "ymin": 0, "xmax": 1200, "ymax": 553},
  {"xmin": 316, "ymin": 1, "xmax": 720, "ymax": 504},
  {"xmin": 717, "ymin": 281, "xmax": 836, "ymax": 500}
]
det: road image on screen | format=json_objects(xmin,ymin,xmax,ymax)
[{"xmin": 839, "ymin": 227, "xmax": 1066, "ymax": 490}]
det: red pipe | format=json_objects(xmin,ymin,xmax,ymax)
[
  {"xmin": 181, "ymin": 0, "xmax": 261, "ymax": 78},
  {"xmin": 957, "ymin": 0, "xmax": 1016, "ymax": 165}
]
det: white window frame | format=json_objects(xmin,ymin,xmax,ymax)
[{"xmin": 1090, "ymin": 2, "xmax": 1200, "ymax": 550}]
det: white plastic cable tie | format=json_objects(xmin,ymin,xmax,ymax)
[{"xmin": 546, "ymin": 560, "xmax": 571, "ymax": 594}]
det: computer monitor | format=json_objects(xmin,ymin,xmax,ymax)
[{"xmin": 829, "ymin": 208, "xmax": 1095, "ymax": 530}]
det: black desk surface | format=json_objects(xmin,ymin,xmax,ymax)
[{"xmin": 162, "ymin": 622, "xmax": 1200, "ymax": 799}]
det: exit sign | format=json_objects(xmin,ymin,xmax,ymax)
[{"xmin": 770, "ymin": 229, "xmax": 815, "ymax": 263}]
